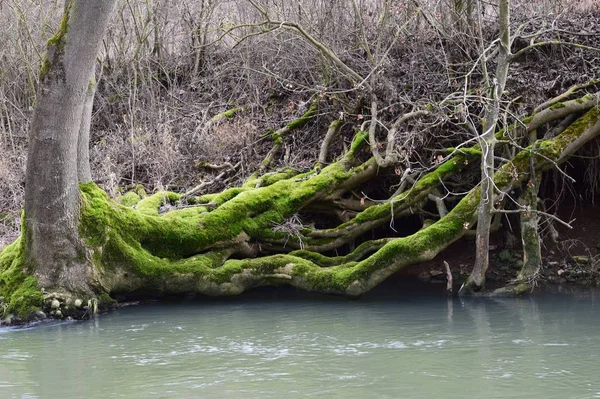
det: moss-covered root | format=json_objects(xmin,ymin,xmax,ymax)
[
  {"xmin": 463, "ymin": 106, "xmax": 600, "ymax": 295},
  {"xmin": 93, "ymin": 185, "xmax": 478, "ymax": 298},
  {"xmin": 0, "ymin": 235, "xmax": 118, "ymax": 324},
  {"xmin": 296, "ymin": 97, "xmax": 600, "ymax": 251},
  {"xmin": 491, "ymin": 176, "xmax": 542, "ymax": 297},
  {"xmin": 74, "ymin": 106, "xmax": 600, "ymax": 301},
  {"xmin": 0, "ymin": 238, "xmax": 43, "ymax": 323},
  {"xmin": 3, "ymin": 107, "xmax": 600, "ymax": 322}
]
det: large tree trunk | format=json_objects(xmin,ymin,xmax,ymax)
[{"xmin": 24, "ymin": 0, "xmax": 115, "ymax": 293}]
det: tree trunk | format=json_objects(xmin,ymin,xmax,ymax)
[
  {"xmin": 460, "ymin": 0, "xmax": 510, "ymax": 294},
  {"xmin": 493, "ymin": 131, "xmax": 543, "ymax": 296},
  {"xmin": 77, "ymin": 74, "xmax": 97, "ymax": 184},
  {"xmin": 24, "ymin": 0, "xmax": 116, "ymax": 293}
]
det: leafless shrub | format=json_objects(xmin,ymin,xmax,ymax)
[
  {"xmin": 273, "ymin": 214, "xmax": 307, "ymax": 249},
  {"xmin": 0, "ymin": 146, "xmax": 25, "ymax": 249}
]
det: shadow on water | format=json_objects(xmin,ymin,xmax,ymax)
[{"xmin": 155, "ymin": 276, "xmax": 457, "ymax": 304}]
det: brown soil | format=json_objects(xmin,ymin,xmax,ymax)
[{"xmin": 393, "ymin": 201, "xmax": 600, "ymax": 291}]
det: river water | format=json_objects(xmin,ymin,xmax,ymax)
[{"xmin": 1, "ymin": 285, "xmax": 600, "ymax": 399}]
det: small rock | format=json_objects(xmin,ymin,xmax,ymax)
[
  {"xmin": 74, "ymin": 299, "xmax": 83, "ymax": 308},
  {"xmin": 51, "ymin": 299, "xmax": 60, "ymax": 309},
  {"xmin": 557, "ymin": 269, "xmax": 565, "ymax": 276},
  {"xmin": 55, "ymin": 310, "xmax": 63, "ymax": 318},
  {"xmin": 33, "ymin": 310, "xmax": 47, "ymax": 320}
]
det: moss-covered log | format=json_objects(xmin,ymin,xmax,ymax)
[{"xmin": 2, "ymin": 105, "xmax": 600, "ymax": 323}]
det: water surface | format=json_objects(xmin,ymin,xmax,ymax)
[{"xmin": 1, "ymin": 286, "xmax": 600, "ymax": 398}]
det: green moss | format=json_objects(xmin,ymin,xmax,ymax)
[
  {"xmin": 134, "ymin": 184, "xmax": 147, "ymax": 198},
  {"xmin": 210, "ymin": 106, "xmax": 246, "ymax": 123},
  {"xmin": 119, "ymin": 192, "xmax": 141, "ymax": 207},
  {"xmin": 549, "ymin": 102, "xmax": 566, "ymax": 110},
  {"xmin": 417, "ymin": 157, "xmax": 464, "ymax": 186},
  {"xmin": 321, "ymin": 153, "xmax": 469, "ymax": 235},
  {"xmin": 223, "ymin": 107, "xmax": 242, "ymax": 118},
  {"xmin": 40, "ymin": 0, "xmax": 71, "ymax": 81},
  {"xmin": 39, "ymin": 57, "xmax": 52, "ymax": 81},
  {"xmin": 290, "ymin": 238, "xmax": 390, "ymax": 267},
  {"xmin": 446, "ymin": 147, "xmax": 482, "ymax": 156},
  {"xmin": 273, "ymin": 133, "xmax": 283, "ymax": 146},
  {"xmin": 72, "ymin": 105, "xmax": 600, "ymax": 297},
  {"xmin": 77, "ymin": 164, "xmax": 475, "ymax": 295},
  {"xmin": 76, "ymin": 106, "xmax": 600, "ymax": 296},
  {"xmin": 77, "ymin": 158, "xmax": 354, "ymax": 282},
  {"xmin": 0, "ymin": 237, "xmax": 43, "ymax": 319},
  {"xmin": 494, "ymin": 106, "xmax": 600, "ymax": 190},
  {"xmin": 285, "ymin": 100, "xmax": 319, "ymax": 130},
  {"xmin": 349, "ymin": 130, "xmax": 369, "ymax": 154},
  {"xmin": 259, "ymin": 169, "xmax": 300, "ymax": 186},
  {"xmin": 136, "ymin": 191, "xmax": 181, "ymax": 215},
  {"xmin": 47, "ymin": 2, "xmax": 71, "ymax": 49}
]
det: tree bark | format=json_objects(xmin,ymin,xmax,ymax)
[
  {"xmin": 461, "ymin": 0, "xmax": 511, "ymax": 294},
  {"xmin": 77, "ymin": 74, "xmax": 97, "ymax": 184},
  {"xmin": 24, "ymin": 0, "xmax": 116, "ymax": 292}
]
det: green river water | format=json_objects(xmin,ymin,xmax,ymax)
[{"xmin": 1, "ymin": 285, "xmax": 600, "ymax": 398}]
